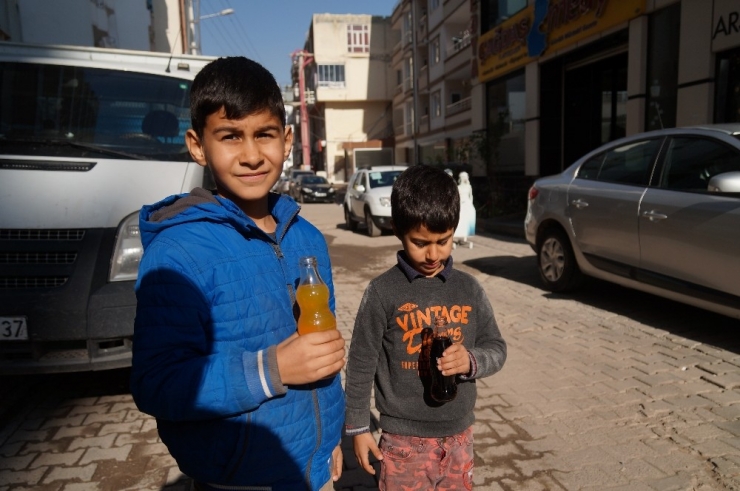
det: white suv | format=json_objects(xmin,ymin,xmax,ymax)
[{"xmin": 343, "ymin": 165, "xmax": 408, "ymax": 237}]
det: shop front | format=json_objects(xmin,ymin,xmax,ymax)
[{"xmin": 478, "ymin": 0, "xmax": 646, "ymax": 176}]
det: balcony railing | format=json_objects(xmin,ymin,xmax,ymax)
[
  {"xmin": 419, "ymin": 114, "xmax": 429, "ymax": 133},
  {"xmin": 403, "ymin": 30, "xmax": 413, "ymax": 46},
  {"xmin": 446, "ymin": 30, "xmax": 471, "ymax": 58},
  {"xmin": 418, "ymin": 65, "xmax": 428, "ymax": 91},
  {"xmin": 416, "ymin": 15, "xmax": 428, "ymax": 43},
  {"xmin": 446, "ymin": 96, "xmax": 471, "ymax": 116}
]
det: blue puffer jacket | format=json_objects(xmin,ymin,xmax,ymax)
[{"xmin": 130, "ymin": 189, "xmax": 345, "ymax": 491}]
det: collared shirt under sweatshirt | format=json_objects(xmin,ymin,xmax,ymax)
[{"xmin": 345, "ymin": 252, "xmax": 507, "ymax": 438}]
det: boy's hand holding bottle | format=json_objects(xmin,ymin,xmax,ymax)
[
  {"xmin": 277, "ymin": 256, "xmax": 345, "ymax": 385},
  {"xmin": 276, "ymin": 331, "xmax": 345, "ymax": 384},
  {"xmin": 437, "ymin": 342, "xmax": 471, "ymax": 376}
]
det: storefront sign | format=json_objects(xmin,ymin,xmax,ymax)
[
  {"xmin": 712, "ymin": 0, "xmax": 740, "ymax": 52},
  {"xmin": 478, "ymin": 0, "xmax": 646, "ymax": 83}
]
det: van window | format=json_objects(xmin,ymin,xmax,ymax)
[{"xmin": 0, "ymin": 61, "xmax": 192, "ymax": 161}]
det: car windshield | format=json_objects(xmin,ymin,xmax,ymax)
[
  {"xmin": 302, "ymin": 176, "xmax": 327, "ymax": 184},
  {"xmin": 368, "ymin": 170, "xmax": 403, "ymax": 189},
  {"xmin": 0, "ymin": 61, "xmax": 193, "ymax": 161}
]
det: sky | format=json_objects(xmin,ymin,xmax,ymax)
[{"xmin": 199, "ymin": 0, "xmax": 399, "ymax": 88}]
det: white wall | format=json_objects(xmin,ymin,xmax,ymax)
[
  {"xmin": 14, "ymin": 0, "xmax": 153, "ymax": 50},
  {"xmin": 113, "ymin": 0, "xmax": 150, "ymax": 51},
  {"xmin": 18, "ymin": 0, "xmax": 93, "ymax": 46}
]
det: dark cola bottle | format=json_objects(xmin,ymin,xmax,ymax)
[{"xmin": 430, "ymin": 316, "xmax": 457, "ymax": 403}]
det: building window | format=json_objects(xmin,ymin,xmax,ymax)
[
  {"xmin": 347, "ymin": 25, "xmax": 369, "ymax": 53},
  {"xmin": 429, "ymin": 0, "xmax": 440, "ymax": 12},
  {"xmin": 715, "ymin": 47, "xmax": 740, "ymax": 123},
  {"xmin": 318, "ymin": 65, "xmax": 346, "ymax": 88},
  {"xmin": 481, "ymin": 0, "xmax": 527, "ymax": 32},
  {"xmin": 486, "ymin": 70, "xmax": 525, "ymax": 172},
  {"xmin": 431, "ymin": 37, "xmax": 440, "ymax": 65},
  {"xmin": 646, "ymin": 3, "xmax": 680, "ymax": 131},
  {"xmin": 432, "ymin": 91, "xmax": 441, "ymax": 118}
]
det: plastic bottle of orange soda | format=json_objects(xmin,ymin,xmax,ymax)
[{"xmin": 296, "ymin": 256, "xmax": 336, "ymax": 335}]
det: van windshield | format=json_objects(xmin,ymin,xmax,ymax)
[{"xmin": 0, "ymin": 61, "xmax": 193, "ymax": 161}]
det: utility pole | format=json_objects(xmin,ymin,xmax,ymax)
[{"xmin": 292, "ymin": 50, "xmax": 314, "ymax": 171}]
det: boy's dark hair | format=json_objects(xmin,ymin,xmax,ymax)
[
  {"xmin": 391, "ymin": 165, "xmax": 460, "ymax": 236},
  {"xmin": 189, "ymin": 57, "xmax": 286, "ymax": 137}
]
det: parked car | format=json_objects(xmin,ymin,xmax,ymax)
[
  {"xmin": 524, "ymin": 124, "xmax": 740, "ymax": 320},
  {"xmin": 272, "ymin": 175, "xmax": 290, "ymax": 194},
  {"xmin": 292, "ymin": 175, "xmax": 336, "ymax": 203},
  {"xmin": 344, "ymin": 165, "xmax": 408, "ymax": 237},
  {"xmin": 286, "ymin": 168, "xmax": 315, "ymax": 197}
]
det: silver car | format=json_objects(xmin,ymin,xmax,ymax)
[
  {"xmin": 525, "ymin": 124, "xmax": 740, "ymax": 320},
  {"xmin": 344, "ymin": 165, "xmax": 407, "ymax": 237}
]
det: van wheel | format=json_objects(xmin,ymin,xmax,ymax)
[
  {"xmin": 345, "ymin": 206, "xmax": 358, "ymax": 231},
  {"xmin": 365, "ymin": 209, "xmax": 381, "ymax": 237},
  {"xmin": 537, "ymin": 228, "xmax": 583, "ymax": 292}
]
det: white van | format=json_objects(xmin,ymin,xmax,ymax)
[{"xmin": 0, "ymin": 41, "xmax": 215, "ymax": 374}]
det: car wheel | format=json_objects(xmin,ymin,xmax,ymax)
[
  {"xmin": 345, "ymin": 206, "xmax": 358, "ymax": 231},
  {"xmin": 365, "ymin": 209, "xmax": 381, "ymax": 237},
  {"xmin": 537, "ymin": 228, "xmax": 583, "ymax": 292}
]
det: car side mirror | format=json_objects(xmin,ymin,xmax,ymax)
[
  {"xmin": 707, "ymin": 171, "xmax": 740, "ymax": 193},
  {"xmin": 355, "ymin": 184, "xmax": 366, "ymax": 193}
]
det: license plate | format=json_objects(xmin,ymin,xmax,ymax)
[
  {"xmin": 0, "ymin": 317, "xmax": 28, "ymax": 341},
  {"xmin": 315, "ymin": 192, "xmax": 326, "ymax": 197}
]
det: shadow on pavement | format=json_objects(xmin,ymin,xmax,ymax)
[{"xmin": 463, "ymin": 255, "xmax": 740, "ymax": 355}]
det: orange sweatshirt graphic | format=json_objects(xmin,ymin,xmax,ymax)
[{"xmin": 395, "ymin": 303, "xmax": 472, "ymax": 374}]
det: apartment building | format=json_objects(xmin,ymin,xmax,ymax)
[
  {"xmin": 296, "ymin": 13, "xmax": 396, "ymax": 182},
  {"xmin": 393, "ymin": 0, "xmax": 740, "ymax": 191},
  {"xmin": 0, "ymin": 0, "xmax": 194, "ymax": 56},
  {"xmin": 391, "ymin": 0, "xmax": 487, "ymax": 176}
]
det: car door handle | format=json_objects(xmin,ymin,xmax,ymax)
[
  {"xmin": 642, "ymin": 210, "xmax": 668, "ymax": 221},
  {"xmin": 571, "ymin": 199, "xmax": 589, "ymax": 209}
]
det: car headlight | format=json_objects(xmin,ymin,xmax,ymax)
[
  {"xmin": 302, "ymin": 188, "xmax": 314, "ymax": 194},
  {"xmin": 109, "ymin": 212, "xmax": 143, "ymax": 282},
  {"xmin": 379, "ymin": 197, "xmax": 391, "ymax": 207}
]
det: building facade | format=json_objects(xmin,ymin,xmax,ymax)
[
  {"xmin": 391, "ymin": 0, "xmax": 486, "ymax": 176},
  {"xmin": 0, "ymin": 0, "xmax": 194, "ymax": 56},
  {"xmin": 295, "ymin": 13, "xmax": 396, "ymax": 182},
  {"xmin": 477, "ymin": 0, "xmax": 740, "ymax": 180},
  {"xmin": 391, "ymin": 0, "xmax": 740, "ymax": 200}
]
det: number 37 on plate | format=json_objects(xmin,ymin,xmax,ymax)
[{"xmin": 1, "ymin": 317, "xmax": 28, "ymax": 341}]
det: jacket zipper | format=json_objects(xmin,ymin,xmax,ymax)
[
  {"xmin": 275, "ymin": 206, "xmax": 318, "ymax": 489},
  {"xmin": 305, "ymin": 385, "xmax": 321, "ymax": 487}
]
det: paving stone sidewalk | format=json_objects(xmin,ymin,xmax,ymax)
[
  {"xmin": 331, "ymin": 229, "xmax": 740, "ymax": 491},
  {"xmin": 0, "ymin": 205, "xmax": 738, "ymax": 491}
]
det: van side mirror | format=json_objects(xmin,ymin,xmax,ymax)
[
  {"xmin": 708, "ymin": 171, "xmax": 740, "ymax": 193},
  {"xmin": 355, "ymin": 184, "xmax": 366, "ymax": 193}
]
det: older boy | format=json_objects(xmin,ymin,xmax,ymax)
[
  {"xmin": 130, "ymin": 57, "xmax": 345, "ymax": 491},
  {"xmin": 345, "ymin": 165, "xmax": 507, "ymax": 490}
]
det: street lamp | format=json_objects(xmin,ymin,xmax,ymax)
[{"xmin": 191, "ymin": 8, "xmax": 234, "ymax": 55}]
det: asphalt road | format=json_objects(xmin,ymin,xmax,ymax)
[{"xmin": 0, "ymin": 202, "xmax": 738, "ymax": 491}]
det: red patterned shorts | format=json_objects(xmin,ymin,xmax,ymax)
[{"xmin": 378, "ymin": 426, "xmax": 474, "ymax": 491}]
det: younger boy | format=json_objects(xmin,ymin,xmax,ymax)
[
  {"xmin": 345, "ymin": 165, "xmax": 507, "ymax": 489},
  {"xmin": 130, "ymin": 57, "xmax": 346, "ymax": 491}
]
